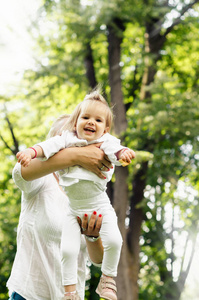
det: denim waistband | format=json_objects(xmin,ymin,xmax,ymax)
[{"xmin": 9, "ymin": 292, "xmax": 26, "ymax": 300}]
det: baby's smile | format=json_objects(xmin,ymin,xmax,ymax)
[{"xmin": 84, "ymin": 127, "xmax": 95, "ymax": 133}]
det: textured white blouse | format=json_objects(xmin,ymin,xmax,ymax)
[{"xmin": 7, "ymin": 163, "xmax": 87, "ymax": 300}]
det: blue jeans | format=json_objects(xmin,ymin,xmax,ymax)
[{"xmin": 9, "ymin": 292, "xmax": 26, "ymax": 300}]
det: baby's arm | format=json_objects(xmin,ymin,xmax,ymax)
[
  {"xmin": 16, "ymin": 146, "xmax": 44, "ymax": 167},
  {"xmin": 17, "ymin": 133, "xmax": 68, "ymax": 168},
  {"xmin": 100, "ymin": 134, "xmax": 135, "ymax": 166},
  {"xmin": 117, "ymin": 148, "xmax": 136, "ymax": 167}
]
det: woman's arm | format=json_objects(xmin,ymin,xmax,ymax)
[{"xmin": 21, "ymin": 143, "xmax": 112, "ymax": 181}]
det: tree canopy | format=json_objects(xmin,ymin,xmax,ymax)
[{"xmin": 0, "ymin": 0, "xmax": 199, "ymax": 299}]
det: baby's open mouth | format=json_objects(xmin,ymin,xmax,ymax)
[{"xmin": 84, "ymin": 128, "xmax": 95, "ymax": 132}]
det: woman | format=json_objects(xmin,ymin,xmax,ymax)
[{"xmin": 7, "ymin": 117, "xmax": 111, "ymax": 300}]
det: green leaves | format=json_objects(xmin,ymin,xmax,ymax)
[{"xmin": 0, "ymin": 0, "xmax": 199, "ymax": 298}]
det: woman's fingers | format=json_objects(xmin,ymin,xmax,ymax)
[
  {"xmin": 81, "ymin": 213, "xmax": 88, "ymax": 232},
  {"xmin": 90, "ymin": 144, "xmax": 112, "ymax": 170},
  {"xmin": 94, "ymin": 214, "xmax": 102, "ymax": 233},
  {"xmin": 77, "ymin": 216, "xmax": 82, "ymax": 227},
  {"xmin": 77, "ymin": 211, "xmax": 102, "ymax": 237},
  {"xmin": 103, "ymin": 155, "xmax": 112, "ymax": 168}
]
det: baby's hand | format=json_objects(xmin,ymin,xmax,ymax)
[
  {"xmin": 118, "ymin": 148, "xmax": 135, "ymax": 167},
  {"xmin": 16, "ymin": 149, "xmax": 32, "ymax": 167}
]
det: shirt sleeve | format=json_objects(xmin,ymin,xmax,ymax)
[
  {"xmin": 12, "ymin": 162, "xmax": 45, "ymax": 194},
  {"xmin": 100, "ymin": 133, "xmax": 127, "ymax": 166},
  {"xmin": 36, "ymin": 134, "xmax": 67, "ymax": 159},
  {"xmin": 36, "ymin": 131, "xmax": 88, "ymax": 159}
]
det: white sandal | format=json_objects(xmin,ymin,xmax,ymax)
[{"xmin": 96, "ymin": 276, "xmax": 117, "ymax": 300}]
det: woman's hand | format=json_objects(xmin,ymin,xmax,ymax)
[
  {"xmin": 77, "ymin": 211, "xmax": 104, "ymax": 264},
  {"xmin": 77, "ymin": 211, "xmax": 102, "ymax": 237},
  {"xmin": 74, "ymin": 143, "xmax": 112, "ymax": 179}
]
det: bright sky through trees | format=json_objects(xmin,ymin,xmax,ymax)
[{"xmin": 0, "ymin": 0, "xmax": 40, "ymax": 94}]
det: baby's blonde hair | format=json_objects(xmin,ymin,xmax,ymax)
[
  {"xmin": 47, "ymin": 114, "xmax": 70, "ymax": 138},
  {"xmin": 62, "ymin": 90, "xmax": 113, "ymax": 133}
]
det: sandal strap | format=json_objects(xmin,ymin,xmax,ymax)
[
  {"xmin": 100, "ymin": 277, "xmax": 117, "ymax": 293},
  {"xmin": 64, "ymin": 292, "xmax": 81, "ymax": 300},
  {"xmin": 64, "ymin": 296, "xmax": 80, "ymax": 300}
]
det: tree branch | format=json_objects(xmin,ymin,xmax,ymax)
[
  {"xmin": 149, "ymin": 0, "xmax": 199, "ymax": 39},
  {"xmin": 5, "ymin": 116, "xmax": 19, "ymax": 155},
  {"xmin": 179, "ymin": 233, "xmax": 189, "ymax": 275},
  {"xmin": 164, "ymin": 0, "xmax": 199, "ymax": 37},
  {"xmin": 177, "ymin": 234, "xmax": 198, "ymax": 294},
  {"xmin": 0, "ymin": 134, "xmax": 13, "ymax": 154},
  {"xmin": 1, "ymin": 105, "xmax": 19, "ymax": 155},
  {"xmin": 84, "ymin": 42, "xmax": 97, "ymax": 89}
]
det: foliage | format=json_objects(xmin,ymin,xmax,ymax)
[
  {"xmin": 85, "ymin": 265, "xmax": 102, "ymax": 300},
  {"xmin": 0, "ymin": 155, "xmax": 20, "ymax": 298},
  {"xmin": 0, "ymin": 0, "xmax": 199, "ymax": 299}
]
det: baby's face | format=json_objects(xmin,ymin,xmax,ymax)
[{"xmin": 75, "ymin": 102, "xmax": 109, "ymax": 141}]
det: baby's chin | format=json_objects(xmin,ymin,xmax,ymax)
[
  {"xmin": 78, "ymin": 133, "xmax": 95, "ymax": 141},
  {"xmin": 78, "ymin": 130, "xmax": 104, "ymax": 141}
]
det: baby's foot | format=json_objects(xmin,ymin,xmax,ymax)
[{"xmin": 96, "ymin": 276, "xmax": 117, "ymax": 300}]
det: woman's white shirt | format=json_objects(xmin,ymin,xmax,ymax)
[{"xmin": 7, "ymin": 163, "xmax": 87, "ymax": 300}]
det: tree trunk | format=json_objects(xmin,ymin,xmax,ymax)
[
  {"xmin": 107, "ymin": 20, "xmax": 127, "ymax": 135},
  {"xmin": 84, "ymin": 42, "xmax": 98, "ymax": 89},
  {"xmin": 107, "ymin": 20, "xmax": 133, "ymax": 300},
  {"xmin": 127, "ymin": 162, "xmax": 148, "ymax": 299}
]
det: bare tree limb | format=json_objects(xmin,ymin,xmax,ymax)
[
  {"xmin": 1, "ymin": 105, "xmax": 19, "ymax": 155},
  {"xmin": 180, "ymin": 233, "xmax": 189, "ymax": 274},
  {"xmin": 149, "ymin": 0, "xmax": 199, "ymax": 39},
  {"xmin": 164, "ymin": 0, "xmax": 199, "ymax": 37},
  {"xmin": 5, "ymin": 116, "xmax": 19, "ymax": 154},
  {"xmin": 177, "ymin": 233, "xmax": 198, "ymax": 295},
  {"xmin": 0, "ymin": 134, "xmax": 14, "ymax": 154},
  {"xmin": 84, "ymin": 42, "xmax": 98, "ymax": 89}
]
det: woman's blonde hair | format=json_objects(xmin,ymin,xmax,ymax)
[
  {"xmin": 47, "ymin": 114, "xmax": 70, "ymax": 138},
  {"xmin": 62, "ymin": 90, "xmax": 113, "ymax": 133}
]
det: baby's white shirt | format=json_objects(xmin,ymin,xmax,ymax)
[{"xmin": 37, "ymin": 132, "xmax": 126, "ymax": 188}]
